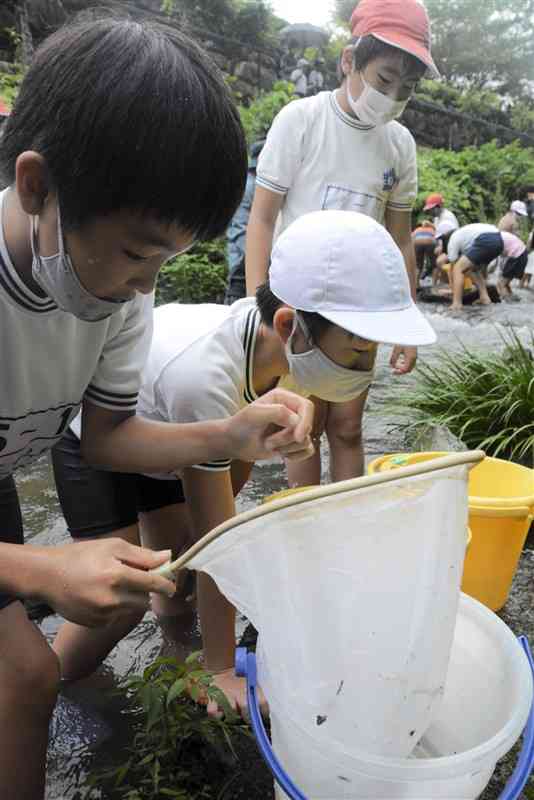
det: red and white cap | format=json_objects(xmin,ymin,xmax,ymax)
[
  {"xmin": 270, "ymin": 211, "xmax": 436, "ymax": 347},
  {"xmin": 351, "ymin": 0, "xmax": 439, "ymax": 79}
]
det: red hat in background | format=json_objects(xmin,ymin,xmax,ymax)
[
  {"xmin": 423, "ymin": 193, "xmax": 444, "ymax": 210},
  {"xmin": 350, "ymin": 0, "xmax": 439, "ymax": 78}
]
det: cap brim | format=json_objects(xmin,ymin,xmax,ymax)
[
  {"xmin": 424, "ymin": 202, "xmax": 439, "ymax": 211},
  {"xmin": 372, "ymin": 32, "xmax": 440, "ymax": 79},
  {"xmin": 320, "ymin": 304, "xmax": 437, "ymax": 347}
]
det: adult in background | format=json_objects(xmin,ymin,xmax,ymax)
[
  {"xmin": 308, "ymin": 59, "xmax": 325, "ymax": 95},
  {"xmin": 290, "ymin": 58, "xmax": 310, "ymax": 98},
  {"xmin": 225, "ymin": 140, "xmax": 265, "ymax": 305}
]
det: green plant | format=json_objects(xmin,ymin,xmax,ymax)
[
  {"xmin": 85, "ymin": 652, "xmax": 249, "ymax": 800},
  {"xmin": 415, "ymin": 141, "xmax": 534, "ymax": 224},
  {"xmin": 238, "ymin": 81, "xmax": 296, "ymax": 144},
  {"xmin": 156, "ymin": 240, "xmax": 228, "ymax": 306},
  {"xmin": 0, "ymin": 64, "xmax": 24, "ymax": 109},
  {"xmin": 377, "ymin": 328, "xmax": 534, "ymax": 467}
]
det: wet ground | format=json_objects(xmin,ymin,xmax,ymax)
[{"xmin": 14, "ymin": 287, "xmax": 534, "ymax": 799}]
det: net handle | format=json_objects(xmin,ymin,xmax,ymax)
[{"xmin": 154, "ymin": 450, "xmax": 485, "ymax": 580}]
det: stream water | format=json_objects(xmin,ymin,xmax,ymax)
[{"xmin": 12, "ymin": 290, "xmax": 534, "ymax": 799}]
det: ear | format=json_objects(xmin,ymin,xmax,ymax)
[
  {"xmin": 15, "ymin": 151, "xmax": 50, "ymax": 216},
  {"xmin": 273, "ymin": 306, "xmax": 296, "ymax": 345},
  {"xmin": 340, "ymin": 46, "xmax": 355, "ymax": 79}
]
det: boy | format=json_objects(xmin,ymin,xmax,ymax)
[
  {"xmin": 246, "ymin": 0, "xmax": 438, "ymax": 487},
  {"xmin": 423, "ymin": 193, "xmax": 459, "ymax": 237},
  {"xmin": 0, "ymin": 16, "xmax": 313, "ymax": 800},
  {"xmin": 446, "ymin": 224, "xmax": 526, "ymax": 310},
  {"xmin": 52, "ymin": 210, "xmax": 436, "ymax": 718}
]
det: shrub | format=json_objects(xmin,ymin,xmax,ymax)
[
  {"xmin": 378, "ymin": 329, "xmax": 534, "ymax": 467},
  {"xmin": 238, "ymin": 80, "xmax": 296, "ymax": 144},
  {"xmin": 416, "ymin": 141, "xmax": 534, "ymax": 224},
  {"xmin": 156, "ymin": 240, "xmax": 228, "ymax": 306},
  {"xmin": 85, "ymin": 653, "xmax": 249, "ymax": 800}
]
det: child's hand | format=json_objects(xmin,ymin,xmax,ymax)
[
  {"xmin": 390, "ymin": 345, "xmax": 417, "ymax": 375},
  {"xmin": 226, "ymin": 388, "xmax": 315, "ymax": 463},
  {"xmin": 39, "ymin": 539, "xmax": 176, "ymax": 628},
  {"xmin": 205, "ymin": 668, "xmax": 268, "ymax": 721}
]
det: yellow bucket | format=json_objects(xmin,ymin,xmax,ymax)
[
  {"xmin": 368, "ymin": 453, "xmax": 534, "ymax": 611},
  {"xmin": 263, "ymin": 486, "xmax": 317, "ymax": 505}
]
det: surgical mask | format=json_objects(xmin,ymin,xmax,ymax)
[
  {"xmin": 31, "ymin": 206, "xmax": 127, "ymax": 322},
  {"xmin": 285, "ymin": 314, "xmax": 374, "ymax": 403},
  {"xmin": 346, "ymin": 72, "xmax": 409, "ymax": 127}
]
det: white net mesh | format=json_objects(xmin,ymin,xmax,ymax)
[{"xmin": 188, "ymin": 465, "xmax": 470, "ymax": 757}]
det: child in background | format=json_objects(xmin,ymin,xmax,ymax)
[{"xmin": 412, "ymin": 220, "xmax": 436, "ymax": 281}]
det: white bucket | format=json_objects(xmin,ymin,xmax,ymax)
[{"xmin": 271, "ymin": 593, "xmax": 533, "ymax": 799}]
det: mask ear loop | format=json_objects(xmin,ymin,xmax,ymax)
[{"xmin": 294, "ymin": 311, "xmax": 314, "ymax": 347}]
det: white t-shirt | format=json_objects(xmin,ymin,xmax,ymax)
[
  {"xmin": 256, "ymin": 91, "xmax": 417, "ymax": 237},
  {"xmin": 435, "ymin": 208, "xmax": 459, "ymax": 238},
  {"xmin": 447, "ymin": 224, "xmax": 499, "ymax": 263},
  {"xmin": 137, "ymin": 298, "xmax": 260, "ymax": 478},
  {"xmin": 0, "ymin": 191, "xmax": 153, "ymax": 479}
]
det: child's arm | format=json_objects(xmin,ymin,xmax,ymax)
[
  {"xmin": 245, "ymin": 186, "xmax": 284, "ymax": 295},
  {"xmin": 182, "ymin": 466, "xmax": 263, "ymax": 718},
  {"xmin": 0, "ymin": 538, "xmax": 175, "ymax": 626},
  {"xmin": 385, "ymin": 208, "xmax": 418, "ymax": 375},
  {"xmin": 80, "ymin": 387, "xmax": 314, "ymax": 474}
]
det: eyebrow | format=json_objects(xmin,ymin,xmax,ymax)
[
  {"xmin": 380, "ymin": 65, "xmax": 420, "ymax": 82},
  {"xmin": 128, "ymin": 230, "xmax": 177, "ymax": 250}
]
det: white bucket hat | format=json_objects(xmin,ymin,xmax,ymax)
[{"xmin": 269, "ymin": 210, "xmax": 436, "ymax": 347}]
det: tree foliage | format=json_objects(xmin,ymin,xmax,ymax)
[
  {"xmin": 333, "ymin": 0, "xmax": 534, "ymax": 100},
  {"xmin": 424, "ymin": 0, "xmax": 534, "ymax": 97},
  {"xmin": 416, "ymin": 140, "xmax": 534, "ymax": 224}
]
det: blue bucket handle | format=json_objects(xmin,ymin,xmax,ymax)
[{"xmin": 236, "ymin": 637, "xmax": 534, "ymax": 800}]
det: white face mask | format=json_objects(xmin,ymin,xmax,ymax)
[
  {"xmin": 31, "ymin": 206, "xmax": 127, "ymax": 322},
  {"xmin": 285, "ymin": 314, "xmax": 374, "ymax": 403},
  {"xmin": 346, "ymin": 72, "xmax": 409, "ymax": 127}
]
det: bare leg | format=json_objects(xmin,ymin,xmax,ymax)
[
  {"xmin": 287, "ymin": 396, "xmax": 327, "ymax": 488},
  {"xmin": 450, "ymin": 256, "xmax": 472, "ymax": 310},
  {"xmin": 140, "ymin": 503, "xmax": 194, "ymax": 617},
  {"xmin": 0, "ymin": 601, "xmax": 60, "ymax": 800},
  {"xmin": 471, "ymin": 270, "xmax": 492, "ymax": 304},
  {"xmin": 52, "ymin": 524, "xmax": 144, "ymax": 681},
  {"xmin": 325, "ymin": 390, "xmax": 368, "ymax": 482}
]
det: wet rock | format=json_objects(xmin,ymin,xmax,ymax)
[
  {"xmin": 412, "ymin": 423, "xmax": 467, "ymax": 453},
  {"xmin": 234, "ymin": 60, "xmax": 277, "ymax": 91}
]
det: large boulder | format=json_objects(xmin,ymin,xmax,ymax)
[{"xmin": 234, "ymin": 60, "xmax": 277, "ymax": 91}]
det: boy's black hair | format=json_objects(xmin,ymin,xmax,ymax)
[
  {"xmin": 256, "ymin": 280, "xmax": 333, "ymax": 341},
  {"xmin": 338, "ymin": 35, "xmax": 427, "ymax": 84},
  {"xmin": 0, "ymin": 14, "xmax": 247, "ymax": 239}
]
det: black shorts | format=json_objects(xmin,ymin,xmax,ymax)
[
  {"xmin": 51, "ymin": 429, "xmax": 186, "ymax": 539},
  {"xmin": 0, "ymin": 475, "xmax": 24, "ymax": 610},
  {"xmin": 502, "ymin": 250, "xmax": 528, "ymax": 280},
  {"xmin": 464, "ymin": 233, "xmax": 504, "ymax": 268}
]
